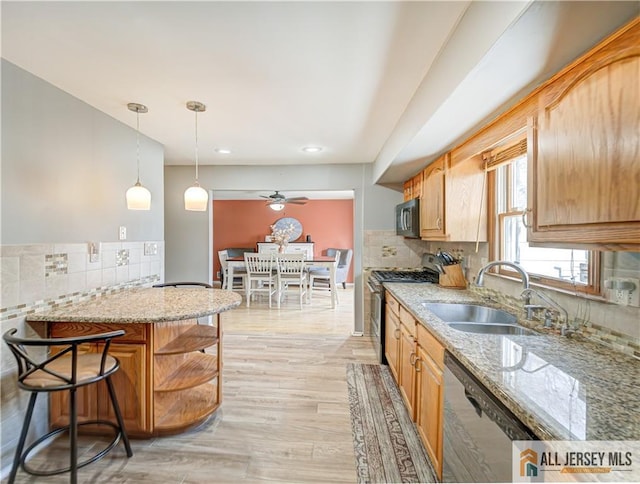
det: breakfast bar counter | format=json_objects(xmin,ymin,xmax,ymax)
[{"xmin": 27, "ymin": 287, "xmax": 242, "ymax": 438}]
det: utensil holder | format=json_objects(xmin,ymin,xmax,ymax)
[{"xmin": 439, "ymin": 263, "xmax": 467, "ymax": 289}]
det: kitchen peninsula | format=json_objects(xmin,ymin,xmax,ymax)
[{"xmin": 26, "ymin": 287, "xmax": 242, "ymax": 438}]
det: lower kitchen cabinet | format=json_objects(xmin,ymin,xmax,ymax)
[
  {"xmin": 48, "ymin": 317, "xmax": 220, "ymax": 438},
  {"xmin": 416, "ymin": 324, "xmax": 445, "ymax": 480},
  {"xmin": 384, "ymin": 293, "xmax": 401, "ymax": 381},
  {"xmin": 385, "ymin": 299, "xmax": 445, "ymax": 481},
  {"xmin": 398, "ymin": 318, "xmax": 417, "ymax": 419}
]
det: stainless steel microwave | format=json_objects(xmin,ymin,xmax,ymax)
[{"xmin": 395, "ymin": 199, "xmax": 420, "ymax": 238}]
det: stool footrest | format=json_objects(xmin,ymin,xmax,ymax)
[{"xmin": 21, "ymin": 420, "xmax": 123, "ymax": 477}]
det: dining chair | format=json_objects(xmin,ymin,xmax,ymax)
[
  {"xmin": 218, "ymin": 250, "xmax": 247, "ymax": 291},
  {"xmin": 275, "ymin": 253, "xmax": 308, "ymax": 309},
  {"xmin": 308, "ymin": 250, "xmax": 341, "ymax": 304},
  {"xmin": 3, "ymin": 329, "xmax": 133, "ymax": 484},
  {"xmin": 244, "ymin": 253, "xmax": 277, "ymax": 307},
  {"xmin": 326, "ymin": 248, "xmax": 353, "ymax": 289}
]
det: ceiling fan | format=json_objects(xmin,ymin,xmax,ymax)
[{"xmin": 260, "ymin": 191, "xmax": 308, "ymax": 211}]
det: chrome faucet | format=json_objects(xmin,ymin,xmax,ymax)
[
  {"xmin": 521, "ymin": 288, "xmax": 571, "ymax": 336},
  {"xmin": 475, "ymin": 260, "xmax": 532, "ymax": 310},
  {"xmin": 475, "ymin": 261, "xmax": 530, "ymax": 290}
]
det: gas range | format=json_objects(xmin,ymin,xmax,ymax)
[
  {"xmin": 367, "ymin": 268, "xmax": 440, "ymax": 365},
  {"xmin": 370, "ymin": 269, "xmax": 440, "ymax": 284}
]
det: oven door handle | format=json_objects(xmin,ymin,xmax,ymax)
[{"xmin": 366, "ymin": 281, "xmax": 380, "ymax": 294}]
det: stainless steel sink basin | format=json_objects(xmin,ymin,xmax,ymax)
[
  {"xmin": 422, "ymin": 303, "xmax": 537, "ymax": 336},
  {"xmin": 447, "ymin": 322, "xmax": 537, "ymax": 336},
  {"xmin": 422, "ymin": 303, "xmax": 517, "ymax": 325}
]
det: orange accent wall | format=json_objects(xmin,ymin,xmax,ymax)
[{"xmin": 212, "ymin": 199, "xmax": 354, "ymax": 282}]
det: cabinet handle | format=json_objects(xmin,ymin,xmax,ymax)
[
  {"xmin": 414, "ymin": 357, "xmax": 422, "ymax": 371},
  {"xmin": 436, "ymin": 217, "xmax": 441, "ymax": 230},
  {"xmin": 394, "ymin": 328, "xmax": 400, "ymax": 339},
  {"xmin": 522, "ymin": 208, "xmax": 532, "ymax": 228},
  {"xmin": 409, "ymin": 351, "xmax": 416, "ymax": 365}
]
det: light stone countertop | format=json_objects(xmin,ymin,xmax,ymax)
[
  {"xmin": 384, "ymin": 283, "xmax": 640, "ymax": 441},
  {"xmin": 26, "ymin": 287, "xmax": 242, "ymax": 323}
]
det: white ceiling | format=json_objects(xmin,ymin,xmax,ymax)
[{"xmin": 2, "ymin": 1, "xmax": 638, "ymax": 186}]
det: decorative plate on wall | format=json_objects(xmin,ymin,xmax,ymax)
[{"xmin": 274, "ymin": 217, "xmax": 303, "ymax": 242}]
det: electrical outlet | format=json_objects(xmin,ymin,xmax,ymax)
[
  {"xmin": 216, "ymin": 271, "xmax": 221, "ymax": 279},
  {"xmin": 119, "ymin": 226, "xmax": 127, "ymax": 241},
  {"xmin": 607, "ymin": 277, "xmax": 640, "ymax": 307},
  {"xmin": 144, "ymin": 242, "xmax": 158, "ymax": 256}
]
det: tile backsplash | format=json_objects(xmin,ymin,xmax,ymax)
[{"xmin": 0, "ymin": 241, "xmax": 164, "ymax": 314}]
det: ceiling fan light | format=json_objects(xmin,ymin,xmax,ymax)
[
  {"xmin": 269, "ymin": 202, "xmax": 285, "ymax": 211},
  {"xmin": 184, "ymin": 184, "xmax": 209, "ymax": 211},
  {"xmin": 126, "ymin": 182, "xmax": 151, "ymax": 210}
]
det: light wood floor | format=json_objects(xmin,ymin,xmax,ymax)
[{"xmin": 10, "ymin": 286, "xmax": 379, "ymax": 483}]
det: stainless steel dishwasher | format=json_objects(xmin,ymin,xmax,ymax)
[{"xmin": 443, "ymin": 352, "xmax": 538, "ymax": 483}]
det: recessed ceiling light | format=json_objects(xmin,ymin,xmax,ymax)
[
  {"xmin": 302, "ymin": 146, "xmax": 323, "ymax": 153},
  {"xmin": 215, "ymin": 148, "xmax": 232, "ymax": 154}
]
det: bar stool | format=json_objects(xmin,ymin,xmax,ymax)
[{"xmin": 3, "ymin": 328, "xmax": 133, "ymax": 484}]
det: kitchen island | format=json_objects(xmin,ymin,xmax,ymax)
[{"xmin": 27, "ymin": 287, "xmax": 242, "ymax": 438}]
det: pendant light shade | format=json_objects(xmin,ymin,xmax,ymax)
[
  {"xmin": 184, "ymin": 184, "xmax": 209, "ymax": 211},
  {"xmin": 126, "ymin": 103, "xmax": 151, "ymax": 210},
  {"xmin": 126, "ymin": 182, "xmax": 152, "ymax": 210},
  {"xmin": 184, "ymin": 101, "xmax": 208, "ymax": 211}
]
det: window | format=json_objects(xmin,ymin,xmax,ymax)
[{"xmin": 489, "ymin": 139, "xmax": 599, "ymax": 294}]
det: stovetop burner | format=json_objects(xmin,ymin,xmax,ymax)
[{"xmin": 371, "ymin": 269, "xmax": 440, "ymax": 284}]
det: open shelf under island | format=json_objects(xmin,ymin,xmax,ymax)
[{"xmin": 26, "ymin": 287, "xmax": 242, "ymax": 438}]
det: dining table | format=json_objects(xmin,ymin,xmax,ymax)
[{"xmin": 225, "ymin": 254, "xmax": 339, "ymax": 308}]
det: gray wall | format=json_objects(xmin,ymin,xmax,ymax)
[
  {"xmin": 0, "ymin": 60, "xmax": 165, "ymax": 478},
  {"xmin": 1, "ymin": 60, "xmax": 164, "ymax": 243},
  {"xmin": 164, "ymin": 162, "xmax": 402, "ymax": 334}
]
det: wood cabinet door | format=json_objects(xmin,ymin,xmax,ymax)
[
  {"xmin": 529, "ymin": 42, "xmax": 640, "ymax": 248},
  {"xmin": 384, "ymin": 306, "xmax": 401, "ymax": 381},
  {"xmin": 97, "ymin": 343, "xmax": 150, "ymax": 435},
  {"xmin": 49, "ymin": 343, "xmax": 98, "ymax": 428},
  {"xmin": 420, "ymin": 156, "xmax": 446, "ymax": 239},
  {"xmin": 416, "ymin": 345, "xmax": 444, "ymax": 480},
  {"xmin": 412, "ymin": 173, "xmax": 423, "ymax": 200},
  {"xmin": 403, "ymin": 180, "xmax": 413, "ymax": 201},
  {"xmin": 398, "ymin": 322, "xmax": 417, "ymax": 419}
]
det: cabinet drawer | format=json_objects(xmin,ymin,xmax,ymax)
[
  {"xmin": 417, "ymin": 324, "xmax": 444, "ymax": 369},
  {"xmin": 399, "ymin": 305, "xmax": 416, "ymax": 334},
  {"xmin": 386, "ymin": 291, "xmax": 400, "ymax": 317},
  {"xmin": 50, "ymin": 322, "xmax": 147, "ymax": 342}
]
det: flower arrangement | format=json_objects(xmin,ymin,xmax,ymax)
[{"xmin": 270, "ymin": 222, "xmax": 296, "ymax": 252}]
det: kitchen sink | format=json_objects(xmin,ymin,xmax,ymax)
[
  {"xmin": 422, "ymin": 303, "xmax": 518, "ymax": 325},
  {"xmin": 447, "ymin": 322, "xmax": 537, "ymax": 336},
  {"xmin": 422, "ymin": 303, "xmax": 537, "ymax": 336}
]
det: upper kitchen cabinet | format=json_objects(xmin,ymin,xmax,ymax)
[
  {"xmin": 419, "ymin": 153, "xmax": 487, "ymax": 242},
  {"xmin": 403, "ymin": 172, "xmax": 423, "ymax": 201},
  {"xmin": 528, "ymin": 19, "xmax": 640, "ymax": 250}
]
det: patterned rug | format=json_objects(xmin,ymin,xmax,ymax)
[{"xmin": 346, "ymin": 363, "xmax": 437, "ymax": 483}]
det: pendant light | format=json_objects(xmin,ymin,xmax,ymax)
[
  {"xmin": 184, "ymin": 101, "xmax": 209, "ymax": 211},
  {"xmin": 125, "ymin": 103, "xmax": 151, "ymax": 210}
]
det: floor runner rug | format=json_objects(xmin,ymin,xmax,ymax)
[{"xmin": 346, "ymin": 363, "xmax": 438, "ymax": 483}]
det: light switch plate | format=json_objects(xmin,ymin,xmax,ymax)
[{"xmin": 119, "ymin": 226, "xmax": 127, "ymax": 241}]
